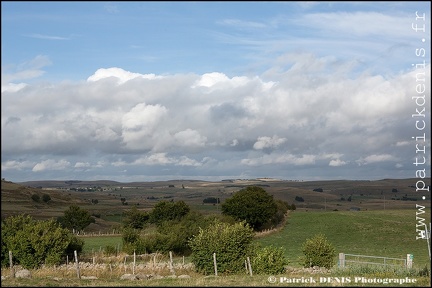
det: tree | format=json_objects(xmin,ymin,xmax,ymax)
[
  {"xmin": 122, "ymin": 206, "xmax": 149, "ymax": 229},
  {"xmin": 58, "ymin": 205, "xmax": 94, "ymax": 231},
  {"xmin": 221, "ymin": 186, "xmax": 278, "ymax": 230},
  {"xmin": 188, "ymin": 220, "xmax": 254, "ymax": 274},
  {"xmin": 31, "ymin": 194, "xmax": 40, "ymax": 202},
  {"xmin": 302, "ymin": 233, "xmax": 336, "ymax": 269},
  {"xmin": 149, "ymin": 200, "xmax": 190, "ymax": 225},
  {"xmin": 42, "ymin": 194, "xmax": 51, "ymax": 203}
]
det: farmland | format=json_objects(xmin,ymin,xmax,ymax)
[{"xmin": 1, "ymin": 178, "xmax": 431, "ymax": 286}]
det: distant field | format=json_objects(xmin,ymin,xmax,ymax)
[
  {"xmin": 80, "ymin": 236, "xmax": 123, "ymax": 254},
  {"xmin": 257, "ymin": 209, "xmax": 431, "ymax": 268}
]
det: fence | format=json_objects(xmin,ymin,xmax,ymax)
[{"xmin": 338, "ymin": 253, "xmax": 412, "ymax": 269}]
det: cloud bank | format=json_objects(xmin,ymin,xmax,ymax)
[{"xmin": 1, "ymin": 53, "xmax": 430, "ymax": 181}]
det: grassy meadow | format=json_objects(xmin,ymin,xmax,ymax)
[{"xmin": 257, "ymin": 209, "xmax": 431, "ymax": 269}]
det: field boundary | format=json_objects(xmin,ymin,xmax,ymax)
[{"xmin": 339, "ymin": 253, "xmax": 409, "ymax": 269}]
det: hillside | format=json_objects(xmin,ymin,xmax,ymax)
[{"xmin": 2, "ymin": 178, "xmax": 430, "ymax": 233}]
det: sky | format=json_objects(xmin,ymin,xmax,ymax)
[{"xmin": 1, "ymin": 1, "xmax": 431, "ymax": 183}]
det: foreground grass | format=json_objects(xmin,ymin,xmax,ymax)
[{"xmin": 2, "ymin": 271, "xmax": 430, "ymax": 287}]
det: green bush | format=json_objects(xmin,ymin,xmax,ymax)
[
  {"xmin": 302, "ymin": 233, "xmax": 336, "ymax": 269},
  {"xmin": 1, "ymin": 214, "xmax": 84, "ymax": 269},
  {"xmin": 42, "ymin": 194, "xmax": 51, "ymax": 203},
  {"xmin": 31, "ymin": 194, "xmax": 40, "ymax": 202},
  {"xmin": 122, "ymin": 210, "xmax": 211, "ymax": 255},
  {"xmin": 252, "ymin": 245, "xmax": 288, "ymax": 275},
  {"xmin": 188, "ymin": 220, "xmax": 254, "ymax": 275}
]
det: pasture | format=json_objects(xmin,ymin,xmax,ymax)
[{"xmin": 1, "ymin": 178, "xmax": 431, "ymax": 286}]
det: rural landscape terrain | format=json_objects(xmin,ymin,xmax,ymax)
[{"xmin": 1, "ymin": 177, "xmax": 431, "ymax": 286}]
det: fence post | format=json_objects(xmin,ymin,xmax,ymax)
[
  {"xmin": 74, "ymin": 250, "xmax": 81, "ymax": 279},
  {"xmin": 339, "ymin": 253, "xmax": 345, "ymax": 268},
  {"xmin": 133, "ymin": 250, "xmax": 136, "ymax": 275},
  {"xmin": 124, "ymin": 256, "xmax": 127, "ymax": 273},
  {"xmin": 247, "ymin": 257, "xmax": 253, "ymax": 276},
  {"xmin": 9, "ymin": 251, "xmax": 14, "ymax": 278},
  {"xmin": 406, "ymin": 254, "xmax": 413, "ymax": 269},
  {"xmin": 169, "ymin": 251, "xmax": 174, "ymax": 274},
  {"xmin": 213, "ymin": 253, "xmax": 218, "ymax": 276}
]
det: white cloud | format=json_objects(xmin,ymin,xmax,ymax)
[
  {"xmin": 74, "ymin": 162, "xmax": 91, "ymax": 168},
  {"xmin": 1, "ymin": 160, "xmax": 34, "ymax": 171},
  {"xmin": 298, "ymin": 11, "xmax": 419, "ymax": 39},
  {"xmin": 173, "ymin": 129, "xmax": 207, "ymax": 148},
  {"xmin": 121, "ymin": 102, "xmax": 168, "ymax": 150},
  {"xmin": 253, "ymin": 135, "xmax": 287, "ymax": 150},
  {"xmin": 242, "ymin": 153, "xmax": 316, "ymax": 166},
  {"xmin": 32, "ymin": 159, "xmax": 71, "ymax": 172},
  {"xmin": 329, "ymin": 159, "xmax": 347, "ymax": 167},
  {"xmin": 87, "ymin": 67, "xmax": 161, "ymax": 85},
  {"xmin": 1, "ymin": 54, "xmax": 430, "ymax": 181},
  {"xmin": 356, "ymin": 154, "xmax": 398, "ymax": 166}
]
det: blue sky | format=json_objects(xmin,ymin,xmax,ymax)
[{"xmin": 1, "ymin": 1, "xmax": 431, "ymax": 182}]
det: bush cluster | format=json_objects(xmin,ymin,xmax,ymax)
[
  {"xmin": 1, "ymin": 214, "xmax": 84, "ymax": 269},
  {"xmin": 302, "ymin": 233, "xmax": 336, "ymax": 269},
  {"xmin": 188, "ymin": 220, "xmax": 255, "ymax": 274}
]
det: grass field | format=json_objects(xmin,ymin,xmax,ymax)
[
  {"xmin": 257, "ymin": 209, "xmax": 431, "ymax": 269},
  {"xmin": 79, "ymin": 236, "xmax": 123, "ymax": 254},
  {"xmin": 79, "ymin": 208, "xmax": 431, "ymax": 270}
]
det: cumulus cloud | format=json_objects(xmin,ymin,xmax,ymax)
[
  {"xmin": 32, "ymin": 159, "xmax": 71, "ymax": 172},
  {"xmin": 329, "ymin": 159, "xmax": 347, "ymax": 167},
  {"xmin": 88, "ymin": 67, "xmax": 161, "ymax": 84},
  {"xmin": 253, "ymin": 135, "xmax": 287, "ymax": 150},
  {"xmin": 1, "ymin": 57, "xmax": 430, "ymax": 181},
  {"xmin": 356, "ymin": 154, "xmax": 399, "ymax": 166}
]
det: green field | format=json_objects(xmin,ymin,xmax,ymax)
[
  {"xmin": 257, "ymin": 209, "xmax": 430, "ymax": 269},
  {"xmin": 80, "ymin": 236, "xmax": 123, "ymax": 254},
  {"xmin": 80, "ymin": 208, "xmax": 431, "ymax": 270}
]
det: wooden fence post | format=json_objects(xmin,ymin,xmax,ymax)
[
  {"xmin": 124, "ymin": 256, "xmax": 127, "ymax": 273},
  {"xmin": 133, "ymin": 250, "xmax": 136, "ymax": 275},
  {"xmin": 213, "ymin": 253, "xmax": 218, "ymax": 276},
  {"xmin": 74, "ymin": 250, "xmax": 81, "ymax": 279},
  {"xmin": 247, "ymin": 257, "xmax": 253, "ymax": 276},
  {"xmin": 9, "ymin": 251, "xmax": 14, "ymax": 278},
  {"xmin": 339, "ymin": 253, "xmax": 345, "ymax": 268},
  {"xmin": 169, "ymin": 251, "xmax": 174, "ymax": 273}
]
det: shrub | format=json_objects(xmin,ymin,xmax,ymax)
[
  {"xmin": 252, "ymin": 245, "xmax": 288, "ymax": 275},
  {"xmin": 1, "ymin": 214, "xmax": 84, "ymax": 269},
  {"xmin": 31, "ymin": 194, "xmax": 40, "ymax": 202},
  {"xmin": 188, "ymin": 220, "xmax": 254, "ymax": 274},
  {"xmin": 42, "ymin": 194, "xmax": 51, "ymax": 203},
  {"xmin": 302, "ymin": 233, "xmax": 336, "ymax": 269}
]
